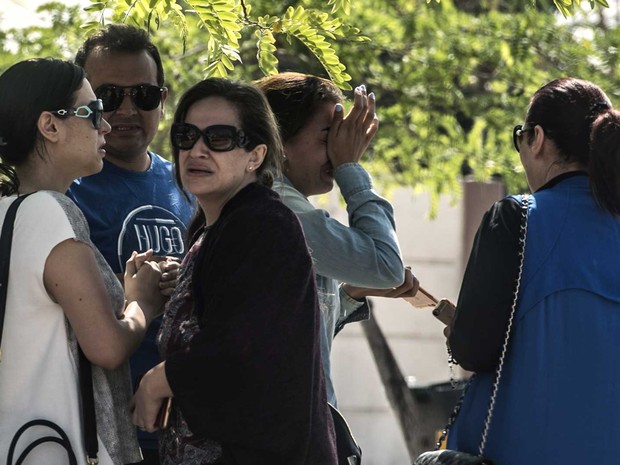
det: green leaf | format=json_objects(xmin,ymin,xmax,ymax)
[
  {"xmin": 83, "ymin": 2, "xmax": 106, "ymax": 12},
  {"xmin": 256, "ymin": 29, "xmax": 279, "ymax": 76},
  {"xmin": 328, "ymin": 0, "xmax": 352, "ymax": 16},
  {"xmin": 554, "ymin": 0, "xmax": 571, "ymax": 17},
  {"xmin": 80, "ymin": 20, "xmax": 102, "ymax": 33}
]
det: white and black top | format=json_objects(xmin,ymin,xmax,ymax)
[{"xmin": 0, "ymin": 191, "xmax": 140, "ymax": 465}]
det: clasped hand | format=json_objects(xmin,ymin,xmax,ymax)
[{"xmin": 124, "ymin": 250, "xmax": 166, "ymax": 319}]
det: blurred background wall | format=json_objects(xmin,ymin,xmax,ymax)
[{"xmin": 327, "ymin": 179, "xmax": 505, "ymax": 465}]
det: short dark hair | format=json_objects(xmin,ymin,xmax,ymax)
[
  {"xmin": 255, "ymin": 72, "xmax": 343, "ymax": 143},
  {"xmin": 527, "ymin": 78, "xmax": 620, "ymax": 215},
  {"xmin": 75, "ymin": 24, "xmax": 165, "ymax": 86},
  {"xmin": 0, "ymin": 58, "xmax": 85, "ymax": 196}
]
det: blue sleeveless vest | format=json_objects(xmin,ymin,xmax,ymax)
[{"xmin": 448, "ymin": 175, "xmax": 620, "ymax": 463}]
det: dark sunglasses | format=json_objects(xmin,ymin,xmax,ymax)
[
  {"xmin": 95, "ymin": 84, "xmax": 164, "ymax": 112},
  {"xmin": 51, "ymin": 99, "xmax": 104, "ymax": 130},
  {"xmin": 512, "ymin": 124, "xmax": 535, "ymax": 152},
  {"xmin": 171, "ymin": 122, "xmax": 250, "ymax": 152}
]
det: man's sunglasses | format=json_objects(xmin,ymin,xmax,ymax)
[
  {"xmin": 51, "ymin": 99, "xmax": 104, "ymax": 130},
  {"xmin": 95, "ymin": 84, "xmax": 165, "ymax": 112},
  {"xmin": 171, "ymin": 122, "xmax": 250, "ymax": 152}
]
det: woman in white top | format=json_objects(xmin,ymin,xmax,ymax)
[{"xmin": 0, "ymin": 58, "xmax": 164, "ymax": 464}]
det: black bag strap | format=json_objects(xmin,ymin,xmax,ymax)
[
  {"xmin": 7, "ymin": 419, "xmax": 78, "ymax": 465},
  {"xmin": 0, "ymin": 193, "xmax": 32, "ymax": 356},
  {"xmin": 79, "ymin": 346, "xmax": 99, "ymax": 463},
  {"xmin": 0, "ymin": 193, "xmax": 98, "ymax": 464}
]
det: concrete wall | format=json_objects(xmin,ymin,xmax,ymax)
[{"xmin": 322, "ymin": 180, "xmax": 505, "ymax": 465}]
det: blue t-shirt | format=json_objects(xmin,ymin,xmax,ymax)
[
  {"xmin": 68, "ymin": 152, "xmax": 194, "ymax": 273},
  {"xmin": 68, "ymin": 152, "xmax": 195, "ymax": 451}
]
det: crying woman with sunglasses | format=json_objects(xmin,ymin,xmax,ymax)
[
  {"xmin": 0, "ymin": 58, "xmax": 165, "ymax": 464},
  {"xmin": 131, "ymin": 78, "xmax": 338, "ymax": 465}
]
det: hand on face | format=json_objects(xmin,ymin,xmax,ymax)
[
  {"xmin": 326, "ymin": 84, "xmax": 379, "ymax": 168},
  {"xmin": 281, "ymin": 102, "xmax": 335, "ymax": 197}
]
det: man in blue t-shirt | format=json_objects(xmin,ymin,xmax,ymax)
[{"xmin": 68, "ymin": 25, "xmax": 194, "ymax": 465}]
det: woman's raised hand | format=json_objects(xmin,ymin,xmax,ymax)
[{"xmin": 327, "ymin": 84, "xmax": 379, "ymax": 168}]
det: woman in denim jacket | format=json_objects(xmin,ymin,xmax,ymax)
[{"xmin": 257, "ymin": 72, "xmax": 419, "ymax": 405}]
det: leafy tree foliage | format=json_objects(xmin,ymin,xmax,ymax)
[
  {"xmin": 327, "ymin": 0, "xmax": 617, "ymax": 209},
  {"xmin": 80, "ymin": 0, "xmax": 366, "ymax": 89},
  {"xmin": 0, "ymin": 0, "xmax": 617, "ymax": 211}
]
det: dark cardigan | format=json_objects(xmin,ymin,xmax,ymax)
[{"xmin": 165, "ymin": 183, "xmax": 337, "ymax": 465}]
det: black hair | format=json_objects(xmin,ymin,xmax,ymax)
[
  {"xmin": 526, "ymin": 78, "xmax": 620, "ymax": 215},
  {"xmin": 0, "ymin": 58, "xmax": 85, "ymax": 196},
  {"xmin": 588, "ymin": 110, "xmax": 620, "ymax": 216},
  {"xmin": 75, "ymin": 24, "xmax": 165, "ymax": 86}
]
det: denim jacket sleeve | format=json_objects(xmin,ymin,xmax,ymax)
[
  {"xmin": 335, "ymin": 285, "xmax": 369, "ymax": 335},
  {"xmin": 274, "ymin": 162, "xmax": 404, "ymax": 288}
]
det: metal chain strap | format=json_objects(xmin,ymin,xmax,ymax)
[
  {"xmin": 478, "ymin": 194, "xmax": 530, "ymax": 455},
  {"xmin": 433, "ymin": 375, "xmax": 473, "ymax": 450},
  {"xmin": 447, "ymin": 345, "xmax": 456, "ymax": 389},
  {"xmin": 432, "ymin": 195, "xmax": 530, "ymax": 453}
]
